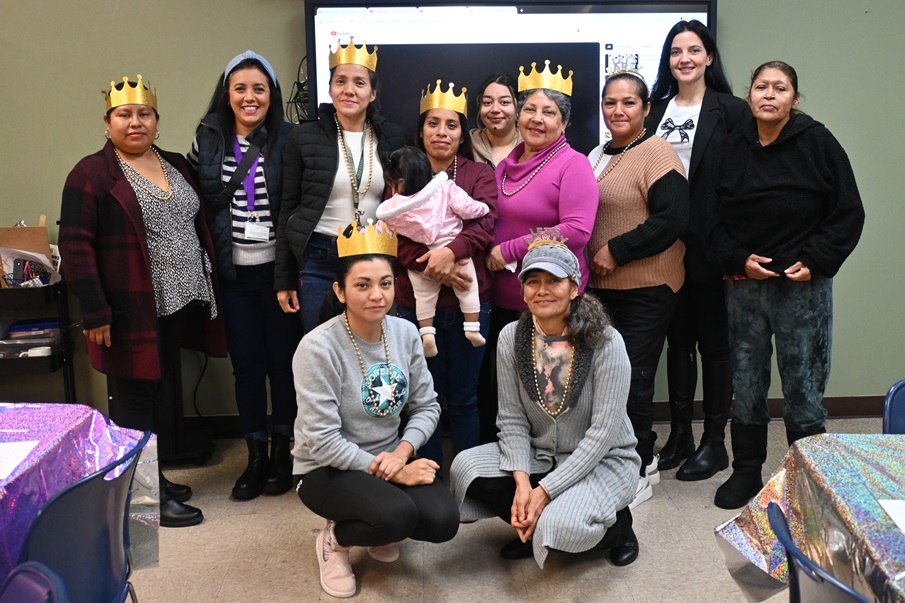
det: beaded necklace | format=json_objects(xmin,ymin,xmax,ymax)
[
  {"xmin": 115, "ymin": 148, "xmax": 172, "ymax": 201},
  {"xmin": 436, "ymin": 155, "xmax": 457, "ymax": 182},
  {"xmin": 500, "ymin": 141, "xmax": 568, "ymax": 197},
  {"xmin": 593, "ymin": 128, "xmax": 647, "ymax": 182},
  {"xmin": 342, "ymin": 311, "xmax": 395, "ymax": 417},
  {"xmin": 335, "ymin": 114, "xmax": 375, "ymax": 208},
  {"xmin": 532, "ymin": 324, "xmax": 575, "ymax": 417}
]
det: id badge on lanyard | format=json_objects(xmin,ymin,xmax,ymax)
[{"xmin": 245, "ymin": 213, "xmax": 269, "ymax": 242}]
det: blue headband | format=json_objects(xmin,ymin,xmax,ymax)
[{"xmin": 223, "ymin": 50, "xmax": 278, "ymax": 87}]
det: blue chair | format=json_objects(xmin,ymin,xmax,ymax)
[
  {"xmin": 767, "ymin": 502, "xmax": 873, "ymax": 603},
  {"xmin": 18, "ymin": 430, "xmax": 152, "ymax": 603},
  {"xmin": 882, "ymin": 379, "xmax": 905, "ymax": 434},
  {"xmin": 0, "ymin": 561, "xmax": 69, "ymax": 603}
]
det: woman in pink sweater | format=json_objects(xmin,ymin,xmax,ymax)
[{"xmin": 478, "ymin": 61, "xmax": 598, "ymax": 443}]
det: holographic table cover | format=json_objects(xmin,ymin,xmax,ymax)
[
  {"xmin": 0, "ymin": 402, "xmax": 156, "ymax": 579},
  {"xmin": 716, "ymin": 434, "xmax": 905, "ymax": 603}
]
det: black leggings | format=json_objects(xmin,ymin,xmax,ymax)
[{"xmin": 297, "ymin": 467, "xmax": 460, "ymax": 547}]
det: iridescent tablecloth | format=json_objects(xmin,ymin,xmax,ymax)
[
  {"xmin": 716, "ymin": 434, "xmax": 905, "ymax": 603},
  {"xmin": 0, "ymin": 402, "xmax": 155, "ymax": 578}
]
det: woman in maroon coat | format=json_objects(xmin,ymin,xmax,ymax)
[
  {"xmin": 393, "ymin": 80, "xmax": 498, "ymax": 472},
  {"xmin": 59, "ymin": 75, "xmax": 226, "ymax": 528}
]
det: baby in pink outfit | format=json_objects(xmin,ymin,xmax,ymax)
[{"xmin": 377, "ymin": 147, "xmax": 489, "ymax": 356}]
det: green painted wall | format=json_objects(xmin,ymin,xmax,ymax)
[{"xmin": 1, "ymin": 0, "xmax": 900, "ymax": 414}]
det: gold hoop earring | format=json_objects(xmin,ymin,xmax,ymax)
[
  {"xmin": 155, "ymin": 131, "xmax": 160, "ymax": 140},
  {"xmin": 104, "ymin": 129, "xmax": 111, "ymax": 139}
]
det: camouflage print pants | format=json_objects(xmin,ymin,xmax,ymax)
[{"xmin": 726, "ymin": 276, "xmax": 832, "ymax": 431}]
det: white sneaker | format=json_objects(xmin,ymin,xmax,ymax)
[
  {"xmin": 316, "ymin": 521, "xmax": 356, "ymax": 598},
  {"xmin": 368, "ymin": 542, "xmax": 400, "ymax": 563},
  {"xmin": 629, "ymin": 475, "xmax": 653, "ymax": 510},
  {"xmin": 646, "ymin": 454, "xmax": 660, "ymax": 485}
]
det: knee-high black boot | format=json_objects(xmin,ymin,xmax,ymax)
[
  {"xmin": 785, "ymin": 424, "xmax": 826, "ymax": 447},
  {"xmin": 677, "ymin": 359, "xmax": 731, "ymax": 480},
  {"xmin": 714, "ymin": 422, "xmax": 768, "ymax": 509},
  {"xmin": 658, "ymin": 347, "xmax": 696, "ymax": 470}
]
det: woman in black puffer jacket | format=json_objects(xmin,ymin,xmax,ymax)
[
  {"xmin": 189, "ymin": 50, "xmax": 300, "ymax": 501},
  {"xmin": 274, "ymin": 40, "xmax": 407, "ymax": 334}
]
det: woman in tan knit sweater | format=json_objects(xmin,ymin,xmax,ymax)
[{"xmin": 586, "ymin": 71, "xmax": 689, "ymax": 508}]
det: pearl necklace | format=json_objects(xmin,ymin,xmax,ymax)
[
  {"xmin": 115, "ymin": 148, "xmax": 172, "ymax": 201},
  {"xmin": 500, "ymin": 141, "xmax": 568, "ymax": 197},
  {"xmin": 335, "ymin": 115, "xmax": 374, "ymax": 205},
  {"xmin": 436, "ymin": 155, "xmax": 457, "ymax": 182},
  {"xmin": 342, "ymin": 311, "xmax": 395, "ymax": 417},
  {"xmin": 593, "ymin": 128, "xmax": 647, "ymax": 182},
  {"xmin": 532, "ymin": 324, "xmax": 575, "ymax": 417}
]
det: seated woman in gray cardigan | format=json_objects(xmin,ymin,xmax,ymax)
[{"xmin": 449, "ymin": 231, "xmax": 640, "ymax": 568}]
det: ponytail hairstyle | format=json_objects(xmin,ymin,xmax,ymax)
[
  {"xmin": 565, "ymin": 293, "xmax": 612, "ymax": 349},
  {"xmin": 383, "ymin": 146, "xmax": 433, "ymax": 195}
]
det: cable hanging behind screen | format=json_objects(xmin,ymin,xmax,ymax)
[{"xmin": 286, "ymin": 55, "xmax": 309, "ymax": 123}]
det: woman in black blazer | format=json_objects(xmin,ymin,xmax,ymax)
[{"xmin": 645, "ymin": 20, "xmax": 748, "ymax": 481}]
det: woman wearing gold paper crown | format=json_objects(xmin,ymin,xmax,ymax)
[
  {"xmin": 383, "ymin": 80, "xmax": 497, "ymax": 472},
  {"xmin": 59, "ymin": 75, "xmax": 226, "ymax": 528},
  {"xmin": 586, "ymin": 71, "xmax": 689, "ymax": 508},
  {"xmin": 276, "ymin": 39, "xmax": 407, "ymax": 334},
  {"xmin": 478, "ymin": 60, "xmax": 598, "ymax": 444},
  {"xmin": 292, "ymin": 219, "xmax": 458, "ymax": 599},
  {"xmin": 189, "ymin": 50, "xmax": 301, "ymax": 502},
  {"xmin": 450, "ymin": 234, "xmax": 640, "ymax": 569}
]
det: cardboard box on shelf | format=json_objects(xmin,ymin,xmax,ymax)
[{"xmin": 0, "ymin": 215, "xmax": 57, "ymax": 288}]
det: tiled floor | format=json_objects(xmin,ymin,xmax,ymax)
[{"xmin": 132, "ymin": 418, "xmax": 880, "ymax": 602}]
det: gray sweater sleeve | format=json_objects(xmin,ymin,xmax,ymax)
[
  {"xmin": 496, "ymin": 323, "xmax": 535, "ymax": 474},
  {"xmin": 394, "ymin": 318, "xmax": 441, "ymax": 453},
  {"xmin": 539, "ymin": 329, "xmax": 631, "ymax": 499},
  {"xmin": 294, "ymin": 320, "xmax": 377, "ymax": 472}
]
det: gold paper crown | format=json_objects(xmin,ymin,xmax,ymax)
[
  {"xmin": 518, "ymin": 60, "xmax": 574, "ymax": 96},
  {"xmin": 337, "ymin": 219, "xmax": 398, "ymax": 258},
  {"xmin": 103, "ymin": 75, "xmax": 157, "ymax": 112},
  {"xmin": 524, "ymin": 227, "xmax": 569, "ymax": 251},
  {"xmin": 419, "ymin": 80, "xmax": 467, "ymax": 116},
  {"xmin": 328, "ymin": 37, "xmax": 378, "ymax": 72}
]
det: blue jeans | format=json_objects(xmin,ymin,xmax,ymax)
[
  {"xmin": 726, "ymin": 276, "xmax": 832, "ymax": 431},
  {"xmin": 220, "ymin": 262, "xmax": 301, "ymax": 434},
  {"xmin": 300, "ymin": 233, "xmax": 339, "ymax": 334},
  {"xmin": 397, "ymin": 302, "xmax": 490, "ymax": 468}
]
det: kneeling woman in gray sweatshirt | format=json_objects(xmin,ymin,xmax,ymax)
[{"xmin": 292, "ymin": 220, "xmax": 459, "ymax": 599}]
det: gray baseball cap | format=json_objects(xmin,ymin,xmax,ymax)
[{"xmin": 518, "ymin": 242, "xmax": 581, "ymax": 288}]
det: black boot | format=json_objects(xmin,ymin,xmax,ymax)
[
  {"xmin": 499, "ymin": 537, "xmax": 533, "ymax": 559},
  {"xmin": 602, "ymin": 507, "xmax": 639, "ymax": 566},
  {"xmin": 714, "ymin": 422, "xmax": 768, "ymax": 509},
  {"xmin": 677, "ymin": 360, "xmax": 731, "ymax": 481},
  {"xmin": 161, "ymin": 474, "xmax": 193, "ymax": 503},
  {"xmin": 785, "ymin": 424, "xmax": 826, "ymax": 447},
  {"xmin": 263, "ymin": 432, "xmax": 293, "ymax": 495},
  {"xmin": 659, "ymin": 348, "xmax": 697, "ymax": 470},
  {"xmin": 232, "ymin": 436, "xmax": 269, "ymax": 500},
  {"xmin": 160, "ymin": 473, "xmax": 203, "ymax": 528}
]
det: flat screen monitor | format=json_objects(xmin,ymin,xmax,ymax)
[{"xmin": 303, "ymin": 0, "xmax": 715, "ymax": 153}]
